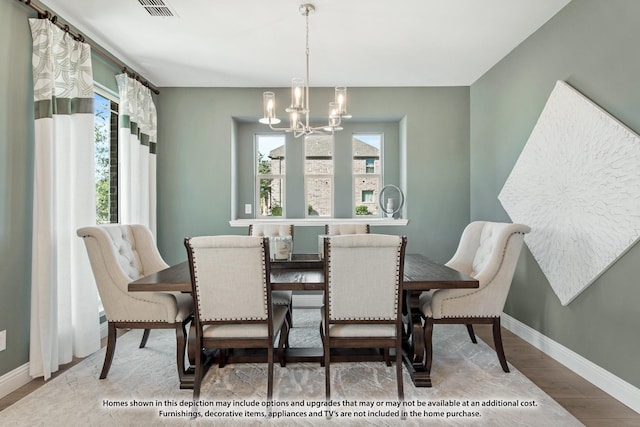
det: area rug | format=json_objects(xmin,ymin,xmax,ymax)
[{"xmin": 0, "ymin": 309, "xmax": 581, "ymax": 426}]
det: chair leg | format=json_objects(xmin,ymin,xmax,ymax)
[
  {"xmin": 267, "ymin": 345, "xmax": 274, "ymax": 402},
  {"xmin": 424, "ymin": 317, "xmax": 434, "ymax": 374},
  {"xmin": 466, "ymin": 324, "xmax": 477, "ymax": 344},
  {"xmin": 492, "ymin": 317, "xmax": 510, "ymax": 373},
  {"xmin": 193, "ymin": 341, "xmax": 203, "ymax": 401},
  {"xmin": 395, "ymin": 342, "xmax": 404, "ymax": 402},
  {"xmin": 383, "ymin": 348, "xmax": 391, "ymax": 366},
  {"xmin": 286, "ymin": 304, "xmax": 293, "ymax": 329},
  {"xmin": 219, "ymin": 349, "xmax": 227, "ymax": 368},
  {"xmin": 100, "ymin": 322, "xmax": 117, "ymax": 379},
  {"xmin": 175, "ymin": 321, "xmax": 187, "ymax": 380},
  {"xmin": 319, "ymin": 322, "xmax": 325, "ymax": 367},
  {"xmin": 323, "ymin": 326, "xmax": 331, "ymax": 404},
  {"xmin": 278, "ymin": 320, "xmax": 288, "ymax": 367},
  {"xmin": 139, "ymin": 329, "xmax": 151, "ymax": 348}
]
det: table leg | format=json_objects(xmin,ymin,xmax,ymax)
[
  {"xmin": 402, "ymin": 290, "xmax": 432, "ymax": 387},
  {"xmin": 178, "ymin": 323, "xmax": 197, "ymax": 389}
]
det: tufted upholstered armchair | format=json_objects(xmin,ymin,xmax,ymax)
[
  {"xmin": 419, "ymin": 221, "xmax": 530, "ymax": 373},
  {"xmin": 321, "ymin": 234, "xmax": 407, "ymax": 402},
  {"xmin": 76, "ymin": 224, "xmax": 193, "ymax": 381},
  {"xmin": 184, "ymin": 235, "xmax": 289, "ymax": 401},
  {"xmin": 249, "ymin": 224, "xmax": 294, "ymax": 328}
]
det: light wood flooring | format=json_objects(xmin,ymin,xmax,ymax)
[
  {"xmin": 474, "ymin": 324, "xmax": 640, "ymax": 427},
  {"xmin": 1, "ymin": 325, "xmax": 639, "ymax": 426}
]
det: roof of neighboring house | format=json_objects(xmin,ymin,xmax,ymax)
[{"xmin": 268, "ymin": 136, "xmax": 379, "ymax": 159}]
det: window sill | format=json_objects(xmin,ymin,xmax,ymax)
[{"xmin": 229, "ymin": 218, "xmax": 409, "ymax": 227}]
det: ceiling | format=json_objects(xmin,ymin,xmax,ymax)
[{"xmin": 37, "ymin": 0, "xmax": 571, "ymax": 88}]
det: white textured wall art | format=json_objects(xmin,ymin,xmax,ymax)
[{"xmin": 498, "ymin": 80, "xmax": 640, "ymax": 306}]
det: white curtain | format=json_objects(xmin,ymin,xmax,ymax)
[
  {"xmin": 116, "ymin": 74, "xmax": 157, "ymax": 235},
  {"xmin": 28, "ymin": 19, "xmax": 100, "ymax": 379}
]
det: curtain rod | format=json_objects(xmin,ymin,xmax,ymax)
[{"xmin": 18, "ymin": 0, "xmax": 160, "ymax": 95}]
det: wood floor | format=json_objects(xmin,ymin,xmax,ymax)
[
  {"xmin": 1, "ymin": 325, "xmax": 639, "ymax": 426},
  {"xmin": 473, "ymin": 324, "xmax": 640, "ymax": 427}
]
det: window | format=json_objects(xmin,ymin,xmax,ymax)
[
  {"xmin": 305, "ymin": 134, "xmax": 333, "ymax": 217},
  {"xmin": 365, "ymin": 159, "xmax": 375, "ymax": 174},
  {"xmin": 353, "ymin": 133, "xmax": 382, "ymax": 216},
  {"xmin": 94, "ymin": 90, "xmax": 119, "ymax": 224},
  {"xmin": 256, "ymin": 134, "xmax": 286, "ymax": 217},
  {"xmin": 362, "ymin": 190, "xmax": 374, "ymax": 202}
]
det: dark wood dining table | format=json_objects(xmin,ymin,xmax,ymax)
[{"xmin": 129, "ymin": 253, "xmax": 478, "ymax": 389}]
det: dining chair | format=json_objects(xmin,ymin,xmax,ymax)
[
  {"xmin": 320, "ymin": 234, "xmax": 407, "ymax": 402},
  {"xmin": 420, "ymin": 221, "xmax": 531, "ymax": 373},
  {"xmin": 319, "ymin": 223, "xmax": 370, "ymax": 259},
  {"xmin": 77, "ymin": 224, "xmax": 193, "ymax": 382},
  {"xmin": 249, "ymin": 224, "xmax": 294, "ymax": 330},
  {"xmin": 184, "ymin": 235, "xmax": 289, "ymax": 401},
  {"xmin": 324, "ymin": 223, "xmax": 370, "ymax": 234}
]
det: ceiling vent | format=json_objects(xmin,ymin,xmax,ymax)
[{"xmin": 138, "ymin": 0, "xmax": 177, "ymax": 17}]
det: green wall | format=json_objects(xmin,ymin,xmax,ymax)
[
  {"xmin": 156, "ymin": 86, "xmax": 470, "ymax": 265},
  {"xmin": 470, "ymin": 0, "xmax": 640, "ymax": 388},
  {"xmin": 0, "ymin": 0, "xmax": 34, "ymax": 377}
]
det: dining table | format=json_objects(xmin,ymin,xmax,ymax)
[{"xmin": 129, "ymin": 253, "xmax": 478, "ymax": 389}]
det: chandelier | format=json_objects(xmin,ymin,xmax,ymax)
[{"xmin": 259, "ymin": 3, "xmax": 350, "ymax": 137}]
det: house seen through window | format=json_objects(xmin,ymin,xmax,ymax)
[{"xmin": 353, "ymin": 133, "xmax": 382, "ymax": 216}]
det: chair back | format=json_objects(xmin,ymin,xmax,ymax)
[
  {"xmin": 248, "ymin": 224, "xmax": 293, "ymax": 238},
  {"xmin": 430, "ymin": 221, "xmax": 531, "ymax": 318},
  {"xmin": 185, "ymin": 236, "xmax": 270, "ymax": 323},
  {"xmin": 324, "ymin": 234, "xmax": 406, "ymax": 323},
  {"xmin": 324, "ymin": 223, "xmax": 370, "ymax": 235},
  {"xmin": 77, "ymin": 224, "xmax": 179, "ymax": 322}
]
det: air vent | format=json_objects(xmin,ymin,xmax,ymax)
[{"xmin": 138, "ymin": 0, "xmax": 177, "ymax": 17}]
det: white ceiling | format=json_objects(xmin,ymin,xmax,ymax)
[{"xmin": 37, "ymin": 0, "xmax": 571, "ymax": 88}]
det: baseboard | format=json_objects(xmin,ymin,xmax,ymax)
[
  {"xmin": 501, "ymin": 312, "xmax": 640, "ymax": 414},
  {"xmin": 0, "ymin": 363, "xmax": 31, "ymax": 400}
]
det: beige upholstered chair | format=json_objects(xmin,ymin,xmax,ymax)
[
  {"xmin": 248, "ymin": 223, "xmax": 294, "ymax": 238},
  {"xmin": 319, "ymin": 223, "xmax": 370, "ymax": 258},
  {"xmin": 249, "ymin": 224, "xmax": 294, "ymax": 328},
  {"xmin": 184, "ymin": 235, "xmax": 289, "ymax": 401},
  {"xmin": 420, "ymin": 221, "xmax": 531, "ymax": 373},
  {"xmin": 321, "ymin": 234, "xmax": 407, "ymax": 402},
  {"xmin": 77, "ymin": 224, "xmax": 193, "ymax": 381},
  {"xmin": 324, "ymin": 223, "xmax": 370, "ymax": 235}
]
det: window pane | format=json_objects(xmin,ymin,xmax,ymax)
[
  {"xmin": 306, "ymin": 177, "xmax": 332, "ymax": 217},
  {"xmin": 256, "ymin": 135, "xmax": 285, "ymax": 217},
  {"xmin": 353, "ymin": 134, "xmax": 382, "ymax": 216},
  {"xmin": 259, "ymin": 178, "xmax": 284, "ymax": 216},
  {"xmin": 257, "ymin": 135, "xmax": 285, "ymax": 175},
  {"xmin": 94, "ymin": 92, "xmax": 118, "ymax": 224},
  {"xmin": 355, "ymin": 177, "xmax": 379, "ymax": 215},
  {"xmin": 305, "ymin": 135, "xmax": 333, "ymax": 217}
]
